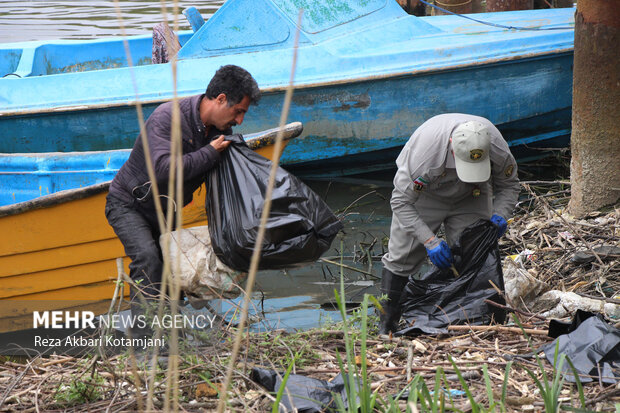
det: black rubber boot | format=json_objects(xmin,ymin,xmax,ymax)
[
  {"xmin": 378, "ymin": 268, "xmax": 408, "ymax": 335},
  {"xmin": 128, "ymin": 300, "xmax": 154, "ymax": 339}
]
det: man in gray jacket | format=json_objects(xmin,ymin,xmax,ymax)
[
  {"xmin": 379, "ymin": 113, "xmax": 520, "ymax": 334},
  {"xmin": 105, "ymin": 65, "xmax": 260, "ymax": 316}
]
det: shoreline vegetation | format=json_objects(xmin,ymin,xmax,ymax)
[{"xmin": 1, "ymin": 177, "xmax": 619, "ymax": 412}]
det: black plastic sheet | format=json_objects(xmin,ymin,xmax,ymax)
[
  {"xmin": 251, "ymin": 367, "xmax": 355, "ymax": 412},
  {"xmin": 544, "ymin": 310, "xmax": 620, "ymax": 383},
  {"xmin": 205, "ymin": 134, "xmax": 342, "ymax": 272},
  {"xmin": 397, "ymin": 220, "xmax": 506, "ymax": 336}
]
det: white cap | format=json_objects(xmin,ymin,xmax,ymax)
[{"xmin": 451, "ymin": 121, "xmax": 491, "ymax": 183}]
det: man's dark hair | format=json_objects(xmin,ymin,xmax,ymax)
[{"xmin": 205, "ymin": 65, "xmax": 261, "ymax": 106}]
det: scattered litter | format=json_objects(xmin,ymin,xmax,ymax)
[
  {"xmin": 398, "ymin": 388, "xmax": 466, "ymax": 400},
  {"xmin": 502, "ymin": 189, "xmax": 619, "ymax": 320},
  {"xmin": 537, "ymin": 290, "xmax": 620, "ymax": 319},
  {"xmin": 431, "ymin": 388, "xmax": 466, "ymax": 397},
  {"xmin": 503, "ymin": 257, "xmax": 549, "ymax": 304},
  {"xmin": 503, "ymin": 257, "xmax": 620, "ymax": 319},
  {"xmin": 508, "ymin": 249, "xmax": 534, "ymax": 265}
]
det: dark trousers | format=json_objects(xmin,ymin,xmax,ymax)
[{"xmin": 105, "ymin": 195, "xmax": 163, "ymax": 302}]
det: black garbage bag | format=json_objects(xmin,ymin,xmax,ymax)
[
  {"xmin": 543, "ymin": 310, "xmax": 620, "ymax": 383},
  {"xmin": 205, "ymin": 134, "xmax": 343, "ymax": 272},
  {"xmin": 397, "ymin": 220, "xmax": 506, "ymax": 336},
  {"xmin": 251, "ymin": 367, "xmax": 358, "ymax": 412}
]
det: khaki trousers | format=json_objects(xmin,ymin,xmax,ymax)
[{"xmin": 382, "ymin": 191, "xmax": 492, "ymax": 277}]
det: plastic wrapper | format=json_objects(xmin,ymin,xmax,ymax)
[
  {"xmin": 205, "ymin": 134, "xmax": 343, "ymax": 272},
  {"xmin": 251, "ymin": 367, "xmax": 355, "ymax": 412},
  {"xmin": 397, "ymin": 220, "xmax": 506, "ymax": 336},
  {"xmin": 160, "ymin": 225, "xmax": 246, "ymax": 303},
  {"xmin": 503, "ymin": 257, "xmax": 620, "ymax": 319},
  {"xmin": 544, "ymin": 310, "xmax": 620, "ymax": 383}
]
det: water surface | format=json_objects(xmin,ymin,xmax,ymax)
[{"xmin": 0, "ymin": 0, "xmax": 224, "ymax": 43}]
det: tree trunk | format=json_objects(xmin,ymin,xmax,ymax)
[
  {"xmin": 486, "ymin": 0, "xmax": 533, "ymax": 11},
  {"xmin": 432, "ymin": 0, "xmax": 472, "ymax": 15},
  {"xmin": 568, "ymin": 0, "xmax": 620, "ymax": 217}
]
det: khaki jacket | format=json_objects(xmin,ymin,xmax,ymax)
[{"xmin": 391, "ymin": 113, "xmax": 520, "ymax": 243}]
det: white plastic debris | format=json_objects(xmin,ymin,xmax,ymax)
[
  {"xmin": 503, "ymin": 257, "xmax": 620, "ymax": 320},
  {"xmin": 161, "ymin": 225, "xmax": 247, "ymax": 302},
  {"xmin": 503, "ymin": 257, "xmax": 549, "ymax": 305},
  {"xmin": 537, "ymin": 290, "xmax": 620, "ymax": 319}
]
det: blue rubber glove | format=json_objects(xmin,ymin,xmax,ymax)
[
  {"xmin": 490, "ymin": 214, "xmax": 508, "ymax": 238},
  {"xmin": 424, "ymin": 237, "xmax": 454, "ymax": 270}
]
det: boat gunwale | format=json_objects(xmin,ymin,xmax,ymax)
[
  {"xmin": 0, "ymin": 48, "xmax": 573, "ymax": 117},
  {"xmin": 0, "ymin": 181, "xmax": 110, "ymax": 218}
]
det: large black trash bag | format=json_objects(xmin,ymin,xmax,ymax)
[
  {"xmin": 205, "ymin": 134, "xmax": 343, "ymax": 272},
  {"xmin": 397, "ymin": 220, "xmax": 506, "ymax": 336}
]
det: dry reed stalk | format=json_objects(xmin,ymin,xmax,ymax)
[{"xmin": 215, "ymin": 10, "xmax": 304, "ymax": 413}]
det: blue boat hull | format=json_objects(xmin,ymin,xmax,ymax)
[{"xmin": 0, "ymin": 52, "xmax": 572, "ymax": 175}]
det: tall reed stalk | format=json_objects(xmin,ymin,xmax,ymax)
[
  {"xmin": 112, "ymin": 1, "xmax": 184, "ymax": 411},
  {"xmin": 215, "ymin": 10, "xmax": 304, "ymax": 413}
]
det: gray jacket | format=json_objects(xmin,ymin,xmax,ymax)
[{"xmin": 391, "ymin": 113, "xmax": 520, "ymax": 243}]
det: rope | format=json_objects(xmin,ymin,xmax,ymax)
[{"xmin": 418, "ymin": 0, "xmax": 574, "ymax": 31}]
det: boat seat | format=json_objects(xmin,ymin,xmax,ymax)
[{"xmin": 152, "ymin": 22, "xmax": 181, "ymax": 64}]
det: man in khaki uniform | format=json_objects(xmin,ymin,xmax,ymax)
[{"xmin": 379, "ymin": 114, "xmax": 520, "ymax": 334}]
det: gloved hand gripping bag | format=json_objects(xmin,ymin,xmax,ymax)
[
  {"xmin": 205, "ymin": 134, "xmax": 343, "ymax": 272},
  {"xmin": 397, "ymin": 220, "xmax": 506, "ymax": 336}
]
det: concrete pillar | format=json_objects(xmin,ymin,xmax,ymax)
[
  {"xmin": 568, "ymin": 0, "xmax": 620, "ymax": 216},
  {"xmin": 486, "ymin": 0, "xmax": 533, "ymax": 11}
]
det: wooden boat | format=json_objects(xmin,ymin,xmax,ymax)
[
  {"xmin": 0, "ymin": 0, "xmax": 574, "ymax": 178},
  {"xmin": 0, "ymin": 123, "xmax": 301, "ymax": 333}
]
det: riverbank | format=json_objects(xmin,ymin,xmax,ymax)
[{"xmin": 1, "ymin": 181, "xmax": 618, "ymax": 412}]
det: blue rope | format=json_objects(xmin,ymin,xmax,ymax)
[{"xmin": 416, "ymin": 0, "xmax": 574, "ymax": 31}]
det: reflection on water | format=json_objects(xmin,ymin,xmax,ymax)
[{"xmin": 0, "ymin": 0, "xmax": 224, "ymax": 42}]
